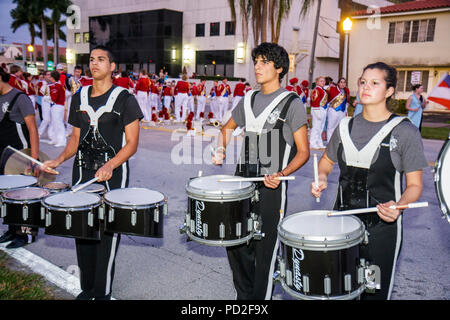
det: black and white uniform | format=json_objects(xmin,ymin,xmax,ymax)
[
  {"xmin": 228, "ymin": 89, "xmax": 305, "ymax": 300},
  {"xmin": 0, "ymin": 89, "xmax": 37, "ymax": 239},
  {"xmin": 333, "ymin": 114, "xmax": 422, "ymax": 300},
  {"xmin": 69, "ymin": 85, "xmax": 143, "ymax": 299}
]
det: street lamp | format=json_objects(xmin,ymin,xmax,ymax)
[
  {"xmin": 27, "ymin": 44, "xmax": 34, "ymax": 62},
  {"xmin": 342, "ymin": 17, "xmax": 352, "ymax": 80}
]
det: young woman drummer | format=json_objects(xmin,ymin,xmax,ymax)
[{"xmin": 311, "ymin": 62, "xmax": 428, "ymax": 300}]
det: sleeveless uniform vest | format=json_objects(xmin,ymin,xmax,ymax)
[
  {"xmin": 235, "ymin": 90, "xmax": 298, "ymax": 180},
  {"xmin": 74, "ymin": 86, "xmax": 128, "ymax": 172},
  {"xmin": 334, "ymin": 114, "xmax": 406, "ymax": 226}
]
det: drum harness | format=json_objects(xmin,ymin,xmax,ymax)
[{"xmin": 74, "ymin": 86, "xmax": 126, "ymax": 190}]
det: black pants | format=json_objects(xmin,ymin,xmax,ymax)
[
  {"xmin": 226, "ymin": 183, "xmax": 287, "ymax": 300},
  {"xmin": 359, "ymin": 216, "xmax": 403, "ymax": 300},
  {"xmin": 73, "ymin": 166, "xmax": 127, "ymax": 298}
]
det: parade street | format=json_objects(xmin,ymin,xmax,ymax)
[{"xmin": 0, "ymin": 122, "xmax": 447, "ymax": 300}]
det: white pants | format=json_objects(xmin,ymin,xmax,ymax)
[
  {"xmin": 66, "ymin": 95, "xmax": 73, "ymax": 135},
  {"xmin": 149, "ymin": 93, "xmax": 158, "ymax": 110},
  {"xmin": 136, "ymin": 91, "xmax": 150, "ymax": 121},
  {"xmin": 38, "ymin": 98, "xmax": 52, "ymax": 137},
  {"xmin": 163, "ymin": 96, "xmax": 172, "ymax": 113},
  {"xmin": 49, "ymin": 104, "xmax": 66, "ymax": 146},
  {"xmin": 217, "ymin": 96, "xmax": 229, "ymax": 121},
  {"xmin": 326, "ymin": 108, "xmax": 346, "ymax": 142},
  {"xmin": 310, "ymin": 107, "xmax": 327, "ymax": 149},
  {"xmin": 196, "ymin": 96, "xmax": 206, "ymax": 119},
  {"xmin": 187, "ymin": 95, "xmax": 195, "ymax": 115},
  {"xmin": 209, "ymin": 97, "xmax": 217, "ymax": 117},
  {"xmin": 175, "ymin": 93, "xmax": 188, "ymax": 121}
]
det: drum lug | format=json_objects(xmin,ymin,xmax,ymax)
[
  {"xmin": 46, "ymin": 210, "xmax": 51, "ymax": 227},
  {"xmin": 88, "ymin": 208, "xmax": 94, "ymax": 227},
  {"xmin": 286, "ymin": 270, "xmax": 293, "ymax": 286},
  {"xmin": 247, "ymin": 218, "xmax": 253, "ymax": 232},
  {"xmin": 236, "ymin": 222, "xmax": 242, "ymax": 237},
  {"xmin": 363, "ymin": 230, "xmax": 370, "ymax": 245},
  {"xmin": 252, "ymin": 190, "xmax": 260, "ymax": 203},
  {"xmin": 344, "ymin": 274, "xmax": 352, "ymax": 292},
  {"xmin": 203, "ymin": 223, "xmax": 208, "ymax": 238},
  {"xmin": 1, "ymin": 202, "xmax": 5, "ymax": 218},
  {"xmin": 219, "ymin": 223, "xmax": 225, "ymax": 239},
  {"xmin": 131, "ymin": 210, "xmax": 137, "ymax": 226},
  {"xmin": 22, "ymin": 205, "xmax": 28, "ymax": 221},
  {"xmin": 98, "ymin": 204, "xmax": 105, "ymax": 220},
  {"xmin": 40, "ymin": 206, "xmax": 45, "ymax": 221},
  {"xmin": 163, "ymin": 201, "xmax": 168, "ymax": 216},
  {"xmin": 109, "ymin": 207, "xmax": 115, "ymax": 223},
  {"xmin": 303, "ymin": 275, "xmax": 310, "ymax": 294},
  {"xmin": 65, "ymin": 213, "xmax": 72, "ymax": 230},
  {"xmin": 279, "ymin": 257, "xmax": 286, "ymax": 278},
  {"xmin": 324, "ymin": 276, "xmax": 331, "ymax": 295},
  {"xmin": 153, "ymin": 207, "xmax": 159, "ymax": 223}
]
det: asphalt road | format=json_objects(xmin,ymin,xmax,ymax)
[{"xmin": 0, "ymin": 121, "xmax": 448, "ymax": 300}]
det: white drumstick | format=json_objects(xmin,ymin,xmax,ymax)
[
  {"xmin": 313, "ymin": 153, "xmax": 320, "ymax": 203},
  {"xmin": 218, "ymin": 176, "xmax": 296, "ymax": 182},
  {"xmin": 7, "ymin": 145, "xmax": 59, "ymax": 175},
  {"xmin": 327, "ymin": 201, "xmax": 429, "ymax": 216},
  {"xmin": 71, "ymin": 177, "xmax": 99, "ymax": 193}
]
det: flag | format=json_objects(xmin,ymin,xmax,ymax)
[{"xmin": 428, "ymin": 73, "xmax": 450, "ymax": 110}]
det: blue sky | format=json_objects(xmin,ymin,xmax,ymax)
[{"xmin": 0, "ymin": 0, "xmax": 66, "ymax": 46}]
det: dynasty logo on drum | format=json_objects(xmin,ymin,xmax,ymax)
[
  {"xmin": 292, "ymin": 248, "xmax": 305, "ymax": 291},
  {"xmin": 195, "ymin": 200, "xmax": 205, "ymax": 237}
]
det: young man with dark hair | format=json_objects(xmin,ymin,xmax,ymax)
[
  {"xmin": 43, "ymin": 45, "xmax": 143, "ymax": 300},
  {"xmin": 0, "ymin": 67, "xmax": 40, "ymax": 248},
  {"xmin": 212, "ymin": 42, "xmax": 310, "ymax": 300}
]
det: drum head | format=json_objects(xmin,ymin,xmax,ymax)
[
  {"xmin": 3, "ymin": 187, "xmax": 50, "ymax": 201},
  {"xmin": 104, "ymin": 188, "xmax": 164, "ymax": 206},
  {"xmin": 81, "ymin": 183, "xmax": 106, "ymax": 193},
  {"xmin": 44, "ymin": 191, "xmax": 100, "ymax": 208},
  {"xmin": 0, "ymin": 175, "xmax": 38, "ymax": 192},
  {"xmin": 279, "ymin": 210, "xmax": 365, "ymax": 249},
  {"xmin": 44, "ymin": 182, "xmax": 70, "ymax": 190},
  {"xmin": 186, "ymin": 175, "xmax": 255, "ymax": 201},
  {"xmin": 435, "ymin": 139, "xmax": 450, "ymax": 222}
]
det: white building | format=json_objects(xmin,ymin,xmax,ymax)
[{"xmin": 66, "ymin": 0, "xmax": 393, "ymax": 86}]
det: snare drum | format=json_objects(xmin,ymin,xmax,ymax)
[
  {"xmin": 182, "ymin": 175, "xmax": 259, "ymax": 247},
  {"xmin": 42, "ymin": 191, "xmax": 102, "ymax": 240},
  {"xmin": 277, "ymin": 210, "xmax": 366, "ymax": 300},
  {"xmin": 103, "ymin": 188, "xmax": 168, "ymax": 238},
  {"xmin": 43, "ymin": 182, "xmax": 71, "ymax": 193},
  {"xmin": 1, "ymin": 187, "xmax": 50, "ymax": 228},
  {"xmin": 434, "ymin": 138, "xmax": 450, "ymax": 223},
  {"xmin": 0, "ymin": 175, "xmax": 38, "ymax": 193},
  {"xmin": 78, "ymin": 183, "xmax": 106, "ymax": 195}
]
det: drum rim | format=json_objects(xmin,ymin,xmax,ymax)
[
  {"xmin": 0, "ymin": 174, "xmax": 38, "ymax": 192},
  {"xmin": 78, "ymin": 183, "xmax": 106, "ymax": 193},
  {"xmin": 42, "ymin": 191, "xmax": 102, "ymax": 210},
  {"xmin": 1, "ymin": 186, "xmax": 50, "ymax": 203},
  {"xmin": 434, "ymin": 138, "xmax": 450, "ymax": 222},
  {"xmin": 277, "ymin": 210, "xmax": 365, "ymax": 250},
  {"xmin": 103, "ymin": 187, "xmax": 167, "ymax": 209},
  {"xmin": 43, "ymin": 181, "xmax": 71, "ymax": 190},
  {"xmin": 186, "ymin": 174, "xmax": 255, "ymax": 200},
  {"xmin": 184, "ymin": 228, "xmax": 254, "ymax": 247}
]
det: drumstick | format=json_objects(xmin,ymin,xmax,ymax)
[
  {"xmin": 218, "ymin": 176, "xmax": 296, "ymax": 182},
  {"xmin": 327, "ymin": 201, "xmax": 429, "ymax": 216},
  {"xmin": 71, "ymin": 177, "xmax": 99, "ymax": 193},
  {"xmin": 313, "ymin": 153, "xmax": 320, "ymax": 203},
  {"xmin": 6, "ymin": 145, "xmax": 59, "ymax": 175}
]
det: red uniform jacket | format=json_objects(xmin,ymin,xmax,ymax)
[
  {"xmin": 233, "ymin": 83, "xmax": 245, "ymax": 97},
  {"xmin": 48, "ymin": 82, "xmax": 66, "ymax": 105},
  {"xmin": 8, "ymin": 74, "xmax": 27, "ymax": 93},
  {"xmin": 79, "ymin": 76, "xmax": 93, "ymax": 86},
  {"xmin": 114, "ymin": 77, "xmax": 134, "ymax": 89},
  {"xmin": 310, "ymin": 86, "xmax": 328, "ymax": 108},
  {"xmin": 175, "ymin": 80, "xmax": 189, "ymax": 94},
  {"xmin": 136, "ymin": 77, "xmax": 151, "ymax": 93}
]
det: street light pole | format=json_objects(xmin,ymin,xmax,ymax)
[{"xmin": 342, "ymin": 17, "xmax": 352, "ymax": 80}]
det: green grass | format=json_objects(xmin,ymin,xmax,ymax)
[
  {"xmin": 0, "ymin": 251, "xmax": 59, "ymax": 300},
  {"xmin": 421, "ymin": 127, "xmax": 450, "ymax": 141}
]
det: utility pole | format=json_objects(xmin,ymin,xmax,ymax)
[{"xmin": 308, "ymin": 0, "xmax": 322, "ymax": 88}]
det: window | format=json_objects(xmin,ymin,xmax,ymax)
[
  {"xmin": 388, "ymin": 18, "xmax": 436, "ymax": 44},
  {"xmin": 397, "ymin": 70, "xmax": 429, "ymax": 92},
  {"xmin": 83, "ymin": 32, "xmax": 90, "ymax": 43},
  {"xmin": 196, "ymin": 23, "xmax": 205, "ymax": 37},
  {"xmin": 210, "ymin": 22, "xmax": 220, "ymax": 36},
  {"xmin": 74, "ymin": 33, "xmax": 81, "ymax": 44},
  {"xmin": 225, "ymin": 21, "xmax": 235, "ymax": 35},
  {"xmin": 196, "ymin": 50, "xmax": 234, "ymax": 77}
]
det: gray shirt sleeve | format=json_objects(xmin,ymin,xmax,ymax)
[
  {"xmin": 325, "ymin": 128, "xmax": 341, "ymax": 163},
  {"xmin": 10, "ymin": 93, "xmax": 35, "ymax": 124},
  {"xmin": 231, "ymin": 97, "xmax": 245, "ymax": 127}
]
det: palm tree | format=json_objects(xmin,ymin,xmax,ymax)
[
  {"xmin": 10, "ymin": 5, "xmax": 39, "ymax": 55},
  {"xmin": 47, "ymin": 0, "xmax": 71, "ymax": 65}
]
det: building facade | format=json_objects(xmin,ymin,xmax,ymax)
[
  {"xmin": 349, "ymin": 0, "xmax": 450, "ymax": 111},
  {"xmin": 66, "ymin": 0, "xmax": 392, "ymax": 86}
]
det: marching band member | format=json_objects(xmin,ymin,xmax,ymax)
[
  {"xmin": 195, "ymin": 79, "xmax": 207, "ymax": 120},
  {"xmin": 326, "ymin": 77, "xmax": 350, "ymax": 142},
  {"xmin": 7, "ymin": 65, "xmax": 27, "ymax": 94},
  {"xmin": 162, "ymin": 81, "xmax": 173, "ymax": 114},
  {"xmin": 311, "ymin": 62, "xmax": 427, "ymax": 300},
  {"xmin": 232, "ymin": 78, "xmax": 245, "ymax": 111},
  {"xmin": 43, "ymin": 45, "xmax": 143, "ymax": 300},
  {"xmin": 80, "ymin": 70, "xmax": 94, "ymax": 87},
  {"xmin": 135, "ymin": 70, "xmax": 151, "ymax": 122},
  {"xmin": 286, "ymin": 77, "xmax": 298, "ymax": 92},
  {"xmin": 212, "ymin": 42, "xmax": 309, "ymax": 300},
  {"xmin": 149, "ymin": 78, "xmax": 159, "ymax": 113},
  {"xmin": 309, "ymin": 76, "xmax": 328, "ymax": 149},
  {"xmin": 66, "ymin": 66, "xmax": 83, "ymax": 137},
  {"xmin": 209, "ymin": 80, "xmax": 218, "ymax": 119},
  {"xmin": 38, "ymin": 71, "xmax": 52, "ymax": 139},
  {"xmin": 23, "ymin": 72, "xmax": 36, "ymax": 112},
  {"xmin": 0, "ymin": 67, "xmax": 40, "ymax": 248},
  {"xmin": 187, "ymin": 82, "xmax": 196, "ymax": 115},
  {"xmin": 47, "ymin": 71, "xmax": 67, "ymax": 147},
  {"xmin": 216, "ymin": 78, "xmax": 231, "ymax": 122},
  {"xmin": 174, "ymin": 74, "xmax": 190, "ymax": 122}
]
